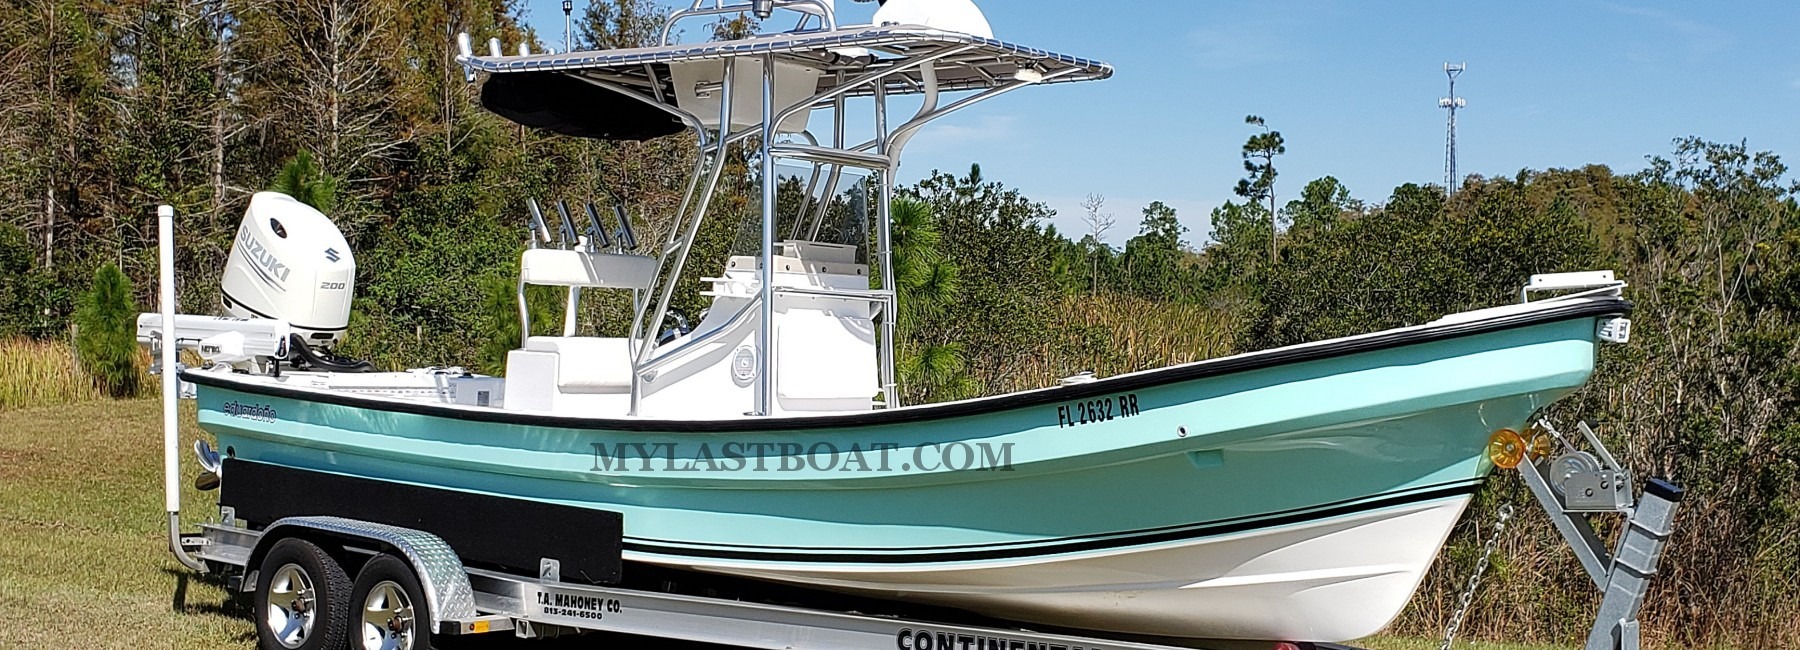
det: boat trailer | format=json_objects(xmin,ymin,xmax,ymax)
[{"xmin": 163, "ymin": 420, "xmax": 1680, "ymax": 650}]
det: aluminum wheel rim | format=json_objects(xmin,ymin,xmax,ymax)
[
  {"xmin": 359, "ymin": 580, "xmax": 415, "ymax": 650},
  {"xmin": 265, "ymin": 563, "xmax": 316, "ymax": 649}
]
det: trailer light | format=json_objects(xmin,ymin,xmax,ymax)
[{"xmin": 1487, "ymin": 428, "xmax": 1527, "ymax": 469}]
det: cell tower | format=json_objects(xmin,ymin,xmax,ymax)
[{"xmin": 1439, "ymin": 63, "xmax": 1466, "ymax": 195}]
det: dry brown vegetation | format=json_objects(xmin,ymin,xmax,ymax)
[
  {"xmin": 0, "ymin": 338, "xmax": 106, "ymax": 410},
  {"xmin": 1007, "ymin": 294, "xmax": 1239, "ymax": 392},
  {"xmin": 0, "ymin": 338, "xmax": 157, "ymax": 411}
]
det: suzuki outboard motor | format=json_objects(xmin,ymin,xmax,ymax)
[{"xmin": 222, "ymin": 192, "xmax": 367, "ymax": 370}]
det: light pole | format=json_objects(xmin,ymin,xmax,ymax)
[{"xmin": 563, "ymin": 0, "xmax": 574, "ymax": 52}]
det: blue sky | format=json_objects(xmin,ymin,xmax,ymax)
[{"xmin": 518, "ymin": 1, "xmax": 1800, "ymax": 245}]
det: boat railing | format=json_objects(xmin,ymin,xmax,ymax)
[
  {"xmin": 1519, "ymin": 270, "xmax": 1627, "ymax": 303},
  {"xmin": 660, "ymin": 0, "xmax": 838, "ymax": 47},
  {"xmin": 631, "ymin": 294, "xmax": 761, "ymax": 379},
  {"xmin": 768, "ymin": 143, "xmax": 889, "ymax": 170},
  {"xmin": 773, "ymin": 285, "xmax": 893, "ymax": 301}
]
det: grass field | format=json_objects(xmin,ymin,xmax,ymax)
[
  {"xmin": 0, "ymin": 397, "xmax": 1569, "ymax": 650},
  {"xmin": 0, "ymin": 398, "xmax": 250, "ymax": 648}
]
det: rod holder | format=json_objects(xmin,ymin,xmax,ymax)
[
  {"xmin": 613, "ymin": 204, "xmax": 637, "ymax": 250},
  {"xmin": 526, "ymin": 198, "xmax": 553, "ymax": 248},
  {"xmin": 554, "ymin": 199, "xmax": 579, "ymax": 245},
  {"xmin": 456, "ymin": 33, "xmax": 475, "ymax": 82},
  {"xmin": 585, "ymin": 202, "xmax": 614, "ymax": 249}
]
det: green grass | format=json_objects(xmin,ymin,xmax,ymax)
[
  {"xmin": 0, "ymin": 398, "xmax": 1658, "ymax": 650},
  {"xmin": 0, "ymin": 398, "xmax": 252, "ymax": 649}
]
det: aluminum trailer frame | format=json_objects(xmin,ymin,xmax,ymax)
[{"xmin": 186, "ymin": 512, "xmax": 1361, "ymax": 650}]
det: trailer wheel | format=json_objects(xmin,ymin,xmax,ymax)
[
  {"xmin": 351, "ymin": 554, "xmax": 432, "ymax": 650},
  {"xmin": 255, "ymin": 538, "xmax": 351, "ymax": 650}
]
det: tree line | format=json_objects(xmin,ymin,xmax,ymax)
[{"xmin": 2, "ymin": 0, "xmax": 1798, "ymax": 645}]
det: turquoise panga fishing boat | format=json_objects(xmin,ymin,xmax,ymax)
[{"xmin": 153, "ymin": 0, "xmax": 1635, "ymax": 643}]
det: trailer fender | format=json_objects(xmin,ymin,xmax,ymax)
[{"xmin": 244, "ymin": 516, "xmax": 479, "ymax": 627}]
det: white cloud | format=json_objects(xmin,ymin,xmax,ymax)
[
  {"xmin": 1184, "ymin": 21, "xmax": 1301, "ymax": 71},
  {"xmin": 1600, "ymin": 2, "xmax": 1733, "ymax": 63},
  {"xmin": 900, "ymin": 114, "xmax": 1019, "ymax": 154}
]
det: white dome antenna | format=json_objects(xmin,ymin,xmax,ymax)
[{"xmin": 872, "ymin": 0, "xmax": 993, "ymax": 39}]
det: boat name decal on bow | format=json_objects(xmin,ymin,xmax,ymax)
[
  {"xmin": 534, "ymin": 589, "xmax": 622, "ymax": 621},
  {"xmin": 898, "ymin": 628, "xmax": 1101, "ymax": 650},
  {"xmin": 590, "ymin": 441, "xmax": 1014, "ymax": 473},
  {"xmin": 221, "ymin": 400, "xmax": 277, "ymax": 422},
  {"xmin": 1056, "ymin": 392, "xmax": 1139, "ymax": 427}
]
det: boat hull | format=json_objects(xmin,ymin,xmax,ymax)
[
  {"xmin": 692, "ymin": 493, "xmax": 1471, "ymax": 642},
  {"xmin": 189, "ymin": 300, "xmax": 1623, "ymax": 641}
]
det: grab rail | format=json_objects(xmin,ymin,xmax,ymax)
[
  {"xmin": 635, "ymin": 295, "xmax": 762, "ymax": 376},
  {"xmin": 768, "ymin": 144, "xmax": 890, "ymax": 170},
  {"xmin": 661, "ymin": 0, "xmax": 836, "ymax": 46}
]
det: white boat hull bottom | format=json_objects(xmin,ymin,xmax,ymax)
[{"xmin": 638, "ymin": 496, "xmax": 1471, "ymax": 643}]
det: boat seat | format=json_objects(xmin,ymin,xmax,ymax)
[
  {"xmin": 520, "ymin": 248, "xmax": 657, "ymax": 290},
  {"xmin": 524, "ymin": 336, "xmax": 633, "ymax": 393}
]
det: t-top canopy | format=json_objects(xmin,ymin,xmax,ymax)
[{"xmin": 462, "ymin": 25, "xmax": 1112, "ymax": 141}]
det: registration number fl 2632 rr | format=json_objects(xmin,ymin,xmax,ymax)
[{"xmin": 1056, "ymin": 393, "xmax": 1139, "ymax": 427}]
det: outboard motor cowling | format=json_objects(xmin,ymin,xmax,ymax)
[{"xmin": 221, "ymin": 192, "xmax": 356, "ymax": 348}]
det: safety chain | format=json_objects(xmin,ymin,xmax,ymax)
[{"xmin": 1438, "ymin": 502, "xmax": 1515, "ymax": 650}]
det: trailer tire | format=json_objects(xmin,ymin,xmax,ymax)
[
  {"xmin": 351, "ymin": 554, "xmax": 433, "ymax": 650},
  {"xmin": 254, "ymin": 537, "xmax": 352, "ymax": 650}
]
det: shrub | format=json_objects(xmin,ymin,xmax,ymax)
[
  {"xmin": 474, "ymin": 272, "xmax": 564, "ymax": 375},
  {"xmin": 0, "ymin": 221, "xmax": 37, "ymax": 338},
  {"xmin": 74, "ymin": 264, "xmax": 141, "ymax": 397}
]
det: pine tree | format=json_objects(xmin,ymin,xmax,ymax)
[
  {"xmin": 890, "ymin": 197, "xmax": 972, "ymax": 402},
  {"xmin": 270, "ymin": 150, "xmax": 341, "ymax": 213},
  {"xmin": 1123, "ymin": 201, "xmax": 1186, "ymax": 300},
  {"xmin": 1235, "ymin": 115, "xmax": 1285, "ymax": 265},
  {"xmin": 74, "ymin": 263, "xmax": 140, "ymax": 397},
  {"xmin": 579, "ymin": 0, "xmax": 664, "ymax": 49}
]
